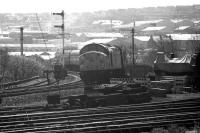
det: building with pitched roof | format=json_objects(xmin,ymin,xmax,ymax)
[
  {"xmin": 70, "ymin": 32, "xmax": 124, "ymax": 42},
  {"xmin": 167, "ymin": 34, "xmax": 200, "ymax": 56}
]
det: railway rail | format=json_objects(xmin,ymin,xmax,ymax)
[
  {"xmin": 1, "ymin": 72, "xmax": 200, "ymax": 132},
  {"xmin": 3, "ymin": 79, "xmax": 50, "ymax": 91},
  {"xmin": 1, "ymin": 96, "xmax": 200, "ymax": 115},
  {"xmin": 1, "ymin": 111, "xmax": 199, "ymax": 132},
  {"xmin": 0, "ymin": 72, "xmax": 83, "ymax": 98},
  {"xmin": 0, "ymin": 98, "xmax": 200, "ymax": 132},
  {"xmin": 0, "ymin": 76, "xmax": 40, "ymax": 89}
]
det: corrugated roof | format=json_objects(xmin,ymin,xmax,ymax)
[{"xmin": 142, "ymin": 26, "xmax": 166, "ymax": 31}]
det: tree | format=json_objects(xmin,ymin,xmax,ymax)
[
  {"xmin": 0, "ymin": 48, "xmax": 9, "ymax": 83},
  {"xmin": 7, "ymin": 56, "xmax": 45, "ymax": 81}
]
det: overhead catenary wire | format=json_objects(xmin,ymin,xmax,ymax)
[{"xmin": 35, "ymin": 13, "xmax": 52, "ymax": 62}]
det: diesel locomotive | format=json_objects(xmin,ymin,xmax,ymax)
[{"xmin": 79, "ymin": 43, "xmax": 126, "ymax": 83}]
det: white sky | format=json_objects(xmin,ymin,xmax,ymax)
[{"xmin": 0, "ymin": 0, "xmax": 200, "ymax": 13}]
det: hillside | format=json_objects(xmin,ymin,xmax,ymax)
[
  {"xmin": 0, "ymin": 5, "xmax": 200, "ymax": 33},
  {"xmin": 67, "ymin": 5, "xmax": 200, "ymax": 29}
]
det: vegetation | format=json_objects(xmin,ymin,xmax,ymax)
[
  {"xmin": 151, "ymin": 124, "xmax": 190, "ymax": 133},
  {"xmin": 0, "ymin": 49, "xmax": 10, "ymax": 83},
  {"xmin": 7, "ymin": 55, "xmax": 45, "ymax": 81},
  {"xmin": 2, "ymin": 87, "xmax": 83, "ymax": 106},
  {"xmin": 0, "ymin": 49, "xmax": 47, "ymax": 83}
]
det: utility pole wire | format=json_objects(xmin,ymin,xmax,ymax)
[{"xmin": 35, "ymin": 13, "xmax": 51, "ymax": 61}]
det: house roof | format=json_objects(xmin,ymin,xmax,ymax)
[
  {"xmin": 92, "ymin": 20, "xmax": 123, "ymax": 26},
  {"xmin": 135, "ymin": 19, "xmax": 163, "ymax": 27},
  {"xmin": 167, "ymin": 34, "xmax": 200, "ymax": 40},
  {"xmin": 113, "ymin": 19, "xmax": 163, "ymax": 29},
  {"xmin": 0, "ymin": 31, "xmax": 9, "ymax": 35},
  {"xmin": 192, "ymin": 20, "xmax": 200, "ymax": 24},
  {"xmin": 9, "ymin": 52, "xmax": 56, "ymax": 59},
  {"xmin": 142, "ymin": 26, "xmax": 166, "ymax": 31},
  {"xmin": 0, "ymin": 36, "xmax": 12, "ymax": 39},
  {"xmin": 78, "ymin": 38, "xmax": 116, "ymax": 49},
  {"xmin": 0, "ymin": 44, "xmax": 56, "ymax": 48},
  {"xmin": 9, "ymin": 30, "xmax": 48, "ymax": 34},
  {"xmin": 149, "ymin": 35, "xmax": 172, "ymax": 43},
  {"xmin": 171, "ymin": 19, "xmax": 183, "ymax": 23},
  {"xmin": 175, "ymin": 26, "xmax": 190, "ymax": 30},
  {"xmin": 82, "ymin": 32, "xmax": 124, "ymax": 38},
  {"xmin": 113, "ymin": 23, "xmax": 133, "ymax": 29},
  {"xmin": 64, "ymin": 50, "xmax": 80, "ymax": 55},
  {"xmin": 40, "ymin": 52, "xmax": 50, "ymax": 56},
  {"xmin": 134, "ymin": 36, "xmax": 150, "ymax": 41}
]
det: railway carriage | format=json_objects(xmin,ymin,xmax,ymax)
[{"xmin": 64, "ymin": 50, "xmax": 80, "ymax": 71}]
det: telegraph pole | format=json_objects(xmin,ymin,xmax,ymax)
[
  {"xmin": 122, "ymin": 20, "xmax": 136, "ymax": 77},
  {"xmin": 53, "ymin": 10, "xmax": 65, "ymax": 66},
  {"xmin": 131, "ymin": 21, "xmax": 135, "ymax": 65},
  {"xmin": 20, "ymin": 27, "xmax": 24, "ymax": 56},
  {"xmin": 131, "ymin": 27, "xmax": 135, "ymax": 65},
  {"xmin": 131, "ymin": 21, "xmax": 135, "ymax": 77}
]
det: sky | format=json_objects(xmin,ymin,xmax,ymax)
[{"xmin": 0, "ymin": 0, "xmax": 200, "ymax": 13}]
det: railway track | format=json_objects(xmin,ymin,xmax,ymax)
[
  {"xmin": 0, "ymin": 74, "xmax": 83, "ymax": 98},
  {"xmin": 0, "ymin": 76, "xmax": 40, "ymax": 89},
  {"xmin": 1, "ymin": 111, "xmax": 199, "ymax": 133},
  {"xmin": 1, "ymin": 73, "xmax": 199, "ymax": 132},
  {"xmin": 3, "ymin": 79, "xmax": 52, "ymax": 91},
  {"xmin": 0, "ymin": 98, "xmax": 200, "ymax": 132},
  {"xmin": 0, "ymin": 80, "xmax": 84, "ymax": 97},
  {"xmin": 1, "ymin": 95, "xmax": 199, "ymax": 115},
  {"xmin": 0, "ymin": 96, "xmax": 200, "ymax": 114},
  {"xmin": 0, "ymin": 71, "xmax": 83, "ymax": 97}
]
